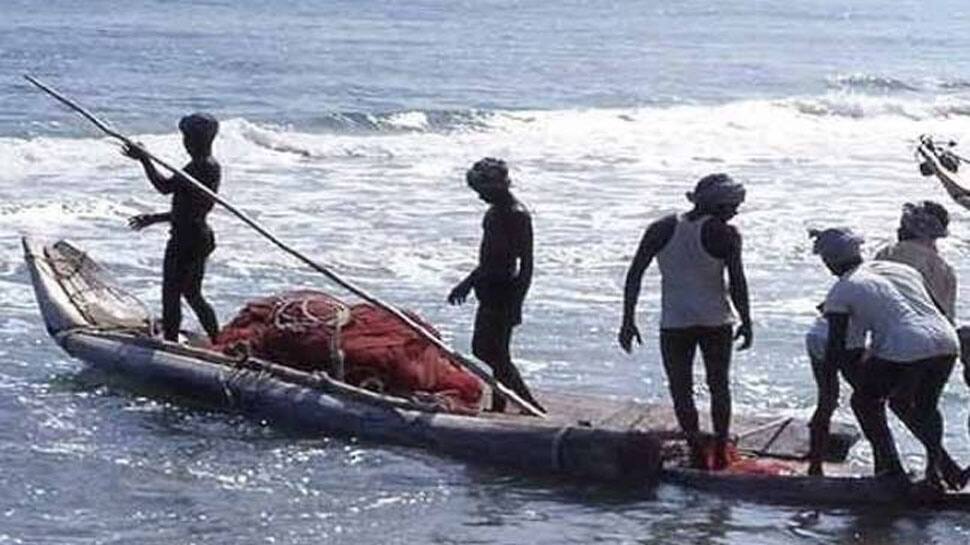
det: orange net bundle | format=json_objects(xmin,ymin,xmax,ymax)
[{"xmin": 212, "ymin": 290, "xmax": 484, "ymax": 415}]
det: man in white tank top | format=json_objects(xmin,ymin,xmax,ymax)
[
  {"xmin": 812, "ymin": 227, "xmax": 961, "ymax": 489},
  {"xmin": 619, "ymin": 173, "xmax": 752, "ymax": 469}
]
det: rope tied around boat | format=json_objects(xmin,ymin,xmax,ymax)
[{"xmin": 219, "ymin": 360, "xmax": 276, "ymax": 409}]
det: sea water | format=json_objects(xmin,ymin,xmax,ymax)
[{"xmin": 3, "ymin": 1, "xmax": 970, "ymax": 543}]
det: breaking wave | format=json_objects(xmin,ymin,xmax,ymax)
[
  {"xmin": 826, "ymin": 73, "xmax": 921, "ymax": 93},
  {"xmin": 5, "ymin": 91, "xmax": 970, "ymax": 179}
]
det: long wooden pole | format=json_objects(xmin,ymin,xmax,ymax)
[{"xmin": 24, "ymin": 75, "xmax": 546, "ymax": 417}]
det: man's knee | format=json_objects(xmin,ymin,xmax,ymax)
[
  {"xmin": 472, "ymin": 337, "xmax": 502, "ymax": 364},
  {"xmin": 705, "ymin": 372, "xmax": 729, "ymax": 396},
  {"xmin": 184, "ymin": 290, "xmax": 206, "ymax": 308},
  {"xmin": 810, "ymin": 404, "xmax": 836, "ymax": 429}
]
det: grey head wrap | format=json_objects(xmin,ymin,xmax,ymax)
[
  {"xmin": 900, "ymin": 201, "xmax": 949, "ymax": 240},
  {"xmin": 809, "ymin": 227, "xmax": 865, "ymax": 265},
  {"xmin": 686, "ymin": 173, "xmax": 746, "ymax": 208}
]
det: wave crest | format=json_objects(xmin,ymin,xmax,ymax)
[
  {"xmin": 781, "ymin": 94, "xmax": 970, "ymax": 120},
  {"xmin": 826, "ymin": 73, "xmax": 920, "ymax": 93},
  {"xmin": 307, "ymin": 109, "xmax": 495, "ymax": 134}
]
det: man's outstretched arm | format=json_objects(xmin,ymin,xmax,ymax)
[
  {"xmin": 919, "ymin": 145, "xmax": 970, "ymax": 210},
  {"xmin": 809, "ymin": 312, "xmax": 849, "ymax": 475}
]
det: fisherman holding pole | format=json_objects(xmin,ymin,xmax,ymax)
[
  {"xmin": 24, "ymin": 76, "xmax": 545, "ymax": 418},
  {"xmin": 618, "ymin": 173, "xmax": 752, "ymax": 469},
  {"xmin": 123, "ymin": 114, "xmax": 221, "ymax": 342}
]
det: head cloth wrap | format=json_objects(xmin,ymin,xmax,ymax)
[
  {"xmin": 809, "ymin": 227, "xmax": 864, "ymax": 266},
  {"xmin": 466, "ymin": 157, "xmax": 510, "ymax": 190},
  {"xmin": 178, "ymin": 112, "xmax": 219, "ymax": 144},
  {"xmin": 900, "ymin": 201, "xmax": 949, "ymax": 240},
  {"xmin": 686, "ymin": 173, "xmax": 746, "ymax": 207}
]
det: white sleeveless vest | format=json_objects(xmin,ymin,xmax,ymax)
[{"xmin": 656, "ymin": 214, "xmax": 736, "ymax": 329}]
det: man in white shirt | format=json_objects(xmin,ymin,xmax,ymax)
[
  {"xmin": 812, "ymin": 227, "xmax": 961, "ymax": 489},
  {"xmin": 808, "ymin": 202, "xmax": 959, "ymax": 476},
  {"xmin": 619, "ymin": 174, "xmax": 752, "ymax": 469}
]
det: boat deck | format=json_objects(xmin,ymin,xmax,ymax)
[{"xmin": 489, "ymin": 390, "xmax": 857, "ymax": 463}]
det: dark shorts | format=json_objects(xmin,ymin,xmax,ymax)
[
  {"xmin": 168, "ymin": 227, "xmax": 215, "ymax": 260},
  {"xmin": 164, "ymin": 229, "xmax": 215, "ymax": 296},
  {"xmin": 474, "ymin": 296, "xmax": 521, "ymax": 327},
  {"xmin": 659, "ymin": 325, "xmax": 733, "ymax": 359},
  {"xmin": 855, "ymin": 355, "xmax": 955, "ymax": 403},
  {"xmin": 473, "ymin": 304, "xmax": 515, "ymax": 351}
]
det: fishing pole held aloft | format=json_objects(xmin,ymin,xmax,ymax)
[{"xmin": 21, "ymin": 74, "xmax": 547, "ymax": 418}]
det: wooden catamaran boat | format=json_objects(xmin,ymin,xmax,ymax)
[{"xmin": 24, "ymin": 237, "xmax": 970, "ymax": 508}]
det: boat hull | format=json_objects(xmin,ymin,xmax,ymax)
[
  {"xmin": 57, "ymin": 329, "xmax": 660, "ymax": 482},
  {"xmin": 35, "ymin": 236, "xmax": 966, "ymax": 509},
  {"xmin": 26, "ymin": 237, "xmax": 660, "ymax": 483},
  {"xmin": 663, "ymin": 464, "xmax": 970, "ymax": 509}
]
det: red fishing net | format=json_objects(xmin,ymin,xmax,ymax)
[
  {"xmin": 212, "ymin": 290, "xmax": 484, "ymax": 414},
  {"xmin": 692, "ymin": 440, "xmax": 795, "ymax": 475}
]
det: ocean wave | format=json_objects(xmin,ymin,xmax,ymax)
[
  {"xmin": 826, "ymin": 73, "xmax": 921, "ymax": 93},
  {"xmin": 779, "ymin": 94, "xmax": 970, "ymax": 120},
  {"xmin": 6, "ymin": 93, "xmax": 970, "ymax": 177},
  {"xmin": 227, "ymin": 110, "xmax": 497, "ymax": 158},
  {"xmin": 306, "ymin": 109, "xmax": 495, "ymax": 134},
  {"xmin": 938, "ymin": 79, "xmax": 970, "ymax": 90},
  {"xmin": 826, "ymin": 72, "xmax": 970, "ymax": 95}
]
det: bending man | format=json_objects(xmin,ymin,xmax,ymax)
[
  {"xmin": 808, "ymin": 203, "xmax": 958, "ymax": 476},
  {"xmin": 812, "ymin": 227, "xmax": 960, "ymax": 489}
]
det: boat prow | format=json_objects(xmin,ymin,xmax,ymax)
[{"xmin": 23, "ymin": 237, "xmax": 151, "ymax": 337}]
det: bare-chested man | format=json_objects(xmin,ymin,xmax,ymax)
[
  {"xmin": 618, "ymin": 173, "xmax": 752, "ymax": 469},
  {"xmin": 448, "ymin": 158, "xmax": 543, "ymax": 413},
  {"xmin": 122, "ymin": 113, "xmax": 221, "ymax": 342}
]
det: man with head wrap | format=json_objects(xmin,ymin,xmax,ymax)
[
  {"xmin": 811, "ymin": 227, "xmax": 961, "ymax": 489},
  {"xmin": 618, "ymin": 173, "xmax": 752, "ymax": 469},
  {"xmin": 805, "ymin": 228, "xmax": 868, "ymax": 476},
  {"xmin": 122, "ymin": 113, "xmax": 221, "ymax": 342},
  {"xmin": 448, "ymin": 158, "xmax": 544, "ymax": 414},
  {"xmin": 874, "ymin": 201, "xmax": 955, "ymax": 321}
]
